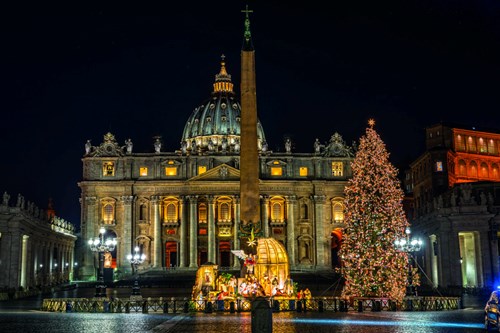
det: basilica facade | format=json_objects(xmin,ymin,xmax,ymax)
[{"xmin": 78, "ymin": 56, "xmax": 354, "ymax": 280}]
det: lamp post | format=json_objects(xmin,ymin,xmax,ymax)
[
  {"xmin": 395, "ymin": 227, "xmax": 422, "ymax": 296},
  {"xmin": 88, "ymin": 227, "xmax": 117, "ymax": 297},
  {"xmin": 127, "ymin": 246, "xmax": 146, "ymax": 297}
]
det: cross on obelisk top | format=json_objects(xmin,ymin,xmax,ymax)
[{"xmin": 241, "ymin": 5, "xmax": 253, "ymax": 18}]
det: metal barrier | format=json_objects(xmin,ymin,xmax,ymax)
[{"xmin": 41, "ymin": 296, "xmax": 461, "ymax": 313}]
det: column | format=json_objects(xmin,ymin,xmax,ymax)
[
  {"xmin": 233, "ymin": 195, "xmax": 241, "ymax": 268},
  {"xmin": 286, "ymin": 196, "xmax": 297, "ymax": 267},
  {"xmin": 261, "ymin": 195, "xmax": 269, "ymax": 237},
  {"xmin": 314, "ymin": 195, "xmax": 327, "ymax": 269},
  {"xmin": 179, "ymin": 196, "xmax": 187, "ymax": 268},
  {"xmin": 121, "ymin": 196, "xmax": 134, "ymax": 270},
  {"xmin": 81, "ymin": 196, "xmax": 97, "ymax": 279},
  {"xmin": 189, "ymin": 196, "xmax": 198, "ymax": 268},
  {"xmin": 207, "ymin": 196, "xmax": 216, "ymax": 263},
  {"xmin": 152, "ymin": 196, "xmax": 162, "ymax": 268}
]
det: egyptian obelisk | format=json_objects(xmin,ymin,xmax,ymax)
[{"xmin": 239, "ymin": 6, "xmax": 260, "ymax": 226}]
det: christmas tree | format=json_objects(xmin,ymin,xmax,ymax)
[{"xmin": 340, "ymin": 119, "xmax": 410, "ymax": 303}]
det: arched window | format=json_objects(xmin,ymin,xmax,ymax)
[
  {"xmin": 480, "ymin": 162, "xmax": 489, "ymax": 178},
  {"xmin": 166, "ymin": 203, "xmax": 177, "ymax": 222},
  {"xmin": 492, "ymin": 164, "xmax": 499, "ymax": 179},
  {"xmin": 199, "ymin": 203, "xmax": 207, "ymax": 223},
  {"xmin": 488, "ymin": 139, "xmax": 498, "ymax": 155},
  {"xmin": 103, "ymin": 204, "xmax": 114, "ymax": 224},
  {"xmin": 458, "ymin": 160, "xmax": 467, "ymax": 176},
  {"xmin": 455, "ymin": 134, "xmax": 465, "ymax": 151},
  {"xmin": 272, "ymin": 203, "xmax": 282, "ymax": 220},
  {"xmin": 467, "ymin": 136, "xmax": 477, "ymax": 153},
  {"xmin": 220, "ymin": 203, "xmax": 230, "ymax": 221},
  {"xmin": 332, "ymin": 202, "xmax": 344, "ymax": 222},
  {"xmin": 469, "ymin": 161, "xmax": 478, "ymax": 178}
]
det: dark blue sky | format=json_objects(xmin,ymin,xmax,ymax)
[{"xmin": 1, "ymin": 1, "xmax": 499, "ymax": 228}]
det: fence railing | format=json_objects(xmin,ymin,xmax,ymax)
[{"xmin": 41, "ymin": 296, "xmax": 461, "ymax": 313}]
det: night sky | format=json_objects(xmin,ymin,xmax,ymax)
[{"xmin": 1, "ymin": 1, "xmax": 499, "ymax": 228}]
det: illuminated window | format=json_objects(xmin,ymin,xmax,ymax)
[
  {"xmin": 198, "ymin": 166, "xmax": 207, "ymax": 175},
  {"xmin": 270, "ymin": 197, "xmax": 285, "ymax": 222},
  {"xmin": 488, "ymin": 139, "xmax": 497, "ymax": 155},
  {"xmin": 455, "ymin": 134, "xmax": 465, "ymax": 151},
  {"xmin": 198, "ymin": 203, "xmax": 207, "ymax": 223},
  {"xmin": 332, "ymin": 162, "xmax": 343, "ymax": 176},
  {"xmin": 199, "ymin": 228, "xmax": 207, "ymax": 235},
  {"xmin": 467, "ymin": 136, "xmax": 477, "ymax": 153},
  {"xmin": 480, "ymin": 163, "xmax": 489, "ymax": 178},
  {"xmin": 271, "ymin": 167, "xmax": 283, "ymax": 176},
  {"xmin": 492, "ymin": 164, "xmax": 499, "ymax": 179},
  {"xmin": 299, "ymin": 167, "xmax": 308, "ymax": 176},
  {"xmin": 435, "ymin": 161, "xmax": 443, "ymax": 172},
  {"xmin": 103, "ymin": 162, "xmax": 115, "ymax": 176},
  {"xmin": 167, "ymin": 204, "xmax": 176, "ymax": 221},
  {"xmin": 140, "ymin": 167, "xmax": 148, "ymax": 176},
  {"xmin": 469, "ymin": 161, "xmax": 478, "ymax": 177},
  {"xmin": 332, "ymin": 202, "xmax": 344, "ymax": 222},
  {"xmin": 458, "ymin": 160, "xmax": 467, "ymax": 176},
  {"xmin": 478, "ymin": 138, "xmax": 487, "ymax": 153},
  {"xmin": 165, "ymin": 167, "xmax": 177, "ymax": 176},
  {"xmin": 102, "ymin": 203, "xmax": 114, "ymax": 224},
  {"xmin": 220, "ymin": 203, "xmax": 230, "ymax": 221}
]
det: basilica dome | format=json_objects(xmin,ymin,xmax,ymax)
[{"xmin": 181, "ymin": 56, "xmax": 267, "ymax": 154}]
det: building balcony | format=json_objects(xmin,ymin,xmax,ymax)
[{"xmin": 269, "ymin": 219, "xmax": 286, "ymax": 227}]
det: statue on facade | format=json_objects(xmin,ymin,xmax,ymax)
[
  {"xmin": 261, "ymin": 140, "xmax": 268, "ymax": 152},
  {"xmin": 285, "ymin": 138, "xmax": 292, "ymax": 153},
  {"xmin": 450, "ymin": 191, "xmax": 457, "ymax": 207},
  {"xmin": 480, "ymin": 192, "xmax": 487, "ymax": 206},
  {"xmin": 85, "ymin": 140, "xmax": 92, "ymax": 154},
  {"xmin": 125, "ymin": 138, "xmax": 133, "ymax": 154},
  {"xmin": 208, "ymin": 138, "xmax": 215, "ymax": 151},
  {"xmin": 314, "ymin": 138, "xmax": 321, "ymax": 154},
  {"xmin": 191, "ymin": 139, "xmax": 197, "ymax": 152},
  {"xmin": 154, "ymin": 137, "xmax": 161, "ymax": 153},
  {"xmin": 221, "ymin": 137, "xmax": 228, "ymax": 152},
  {"xmin": 488, "ymin": 192, "xmax": 495, "ymax": 205},
  {"xmin": 2, "ymin": 191, "xmax": 9, "ymax": 206},
  {"xmin": 181, "ymin": 141, "xmax": 187, "ymax": 154},
  {"xmin": 234, "ymin": 138, "xmax": 240, "ymax": 153}
]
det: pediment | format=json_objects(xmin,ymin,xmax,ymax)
[{"xmin": 188, "ymin": 163, "xmax": 240, "ymax": 181}]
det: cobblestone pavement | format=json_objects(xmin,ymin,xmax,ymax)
[{"xmin": 151, "ymin": 310, "xmax": 486, "ymax": 333}]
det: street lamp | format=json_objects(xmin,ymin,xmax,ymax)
[
  {"xmin": 395, "ymin": 227, "xmax": 423, "ymax": 296},
  {"xmin": 88, "ymin": 227, "xmax": 117, "ymax": 297},
  {"xmin": 127, "ymin": 246, "xmax": 146, "ymax": 297}
]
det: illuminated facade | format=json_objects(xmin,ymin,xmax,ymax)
[
  {"xmin": 78, "ymin": 56, "xmax": 354, "ymax": 280},
  {"xmin": 0, "ymin": 193, "xmax": 76, "ymax": 290},
  {"xmin": 406, "ymin": 123, "xmax": 500, "ymax": 290}
]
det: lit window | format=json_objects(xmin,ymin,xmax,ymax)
[
  {"xmin": 199, "ymin": 204, "xmax": 207, "ymax": 223},
  {"xmin": 271, "ymin": 167, "xmax": 283, "ymax": 176},
  {"xmin": 165, "ymin": 167, "xmax": 177, "ymax": 176},
  {"xmin": 435, "ymin": 161, "xmax": 443, "ymax": 172},
  {"xmin": 455, "ymin": 134, "xmax": 465, "ymax": 151},
  {"xmin": 103, "ymin": 204, "xmax": 114, "ymax": 224},
  {"xmin": 272, "ymin": 203, "xmax": 282, "ymax": 220},
  {"xmin": 140, "ymin": 167, "xmax": 148, "ymax": 176},
  {"xmin": 299, "ymin": 167, "xmax": 308, "ymax": 176},
  {"xmin": 478, "ymin": 138, "xmax": 487, "ymax": 153},
  {"xmin": 198, "ymin": 166, "xmax": 207, "ymax": 175},
  {"xmin": 332, "ymin": 202, "xmax": 344, "ymax": 222},
  {"xmin": 269, "ymin": 197, "xmax": 285, "ymax": 222},
  {"xmin": 220, "ymin": 203, "xmax": 230, "ymax": 221},
  {"xmin": 103, "ymin": 162, "xmax": 115, "ymax": 176},
  {"xmin": 332, "ymin": 162, "xmax": 343, "ymax": 176},
  {"xmin": 166, "ymin": 203, "xmax": 177, "ymax": 221}
]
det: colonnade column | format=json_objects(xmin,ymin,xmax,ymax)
[
  {"xmin": 81, "ymin": 196, "xmax": 97, "ymax": 279},
  {"xmin": 286, "ymin": 196, "xmax": 296, "ymax": 267},
  {"xmin": 208, "ymin": 196, "xmax": 216, "ymax": 263},
  {"xmin": 233, "ymin": 195, "xmax": 241, "ymax": 268},
  {"xmin": 121, "ymin": 195, "xmax": 134, "ymax": 270},
  {"xmin": 152, "ymin": 196, "xmax": 162, "ymax": 268},
  {"xmin": 179, "ymin": 196, "xmax": 187, "ymax": 268},
  {"xmin": 313, "ymin": 195, "xmax": 327, "ymax": 269},
  {"xmin": 189, "ymin": 196, "xmax": 198, "ymax": 268},
  {"xmin": 261, "ymin": 195, "xmax": 269, "ymax": 237}
]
